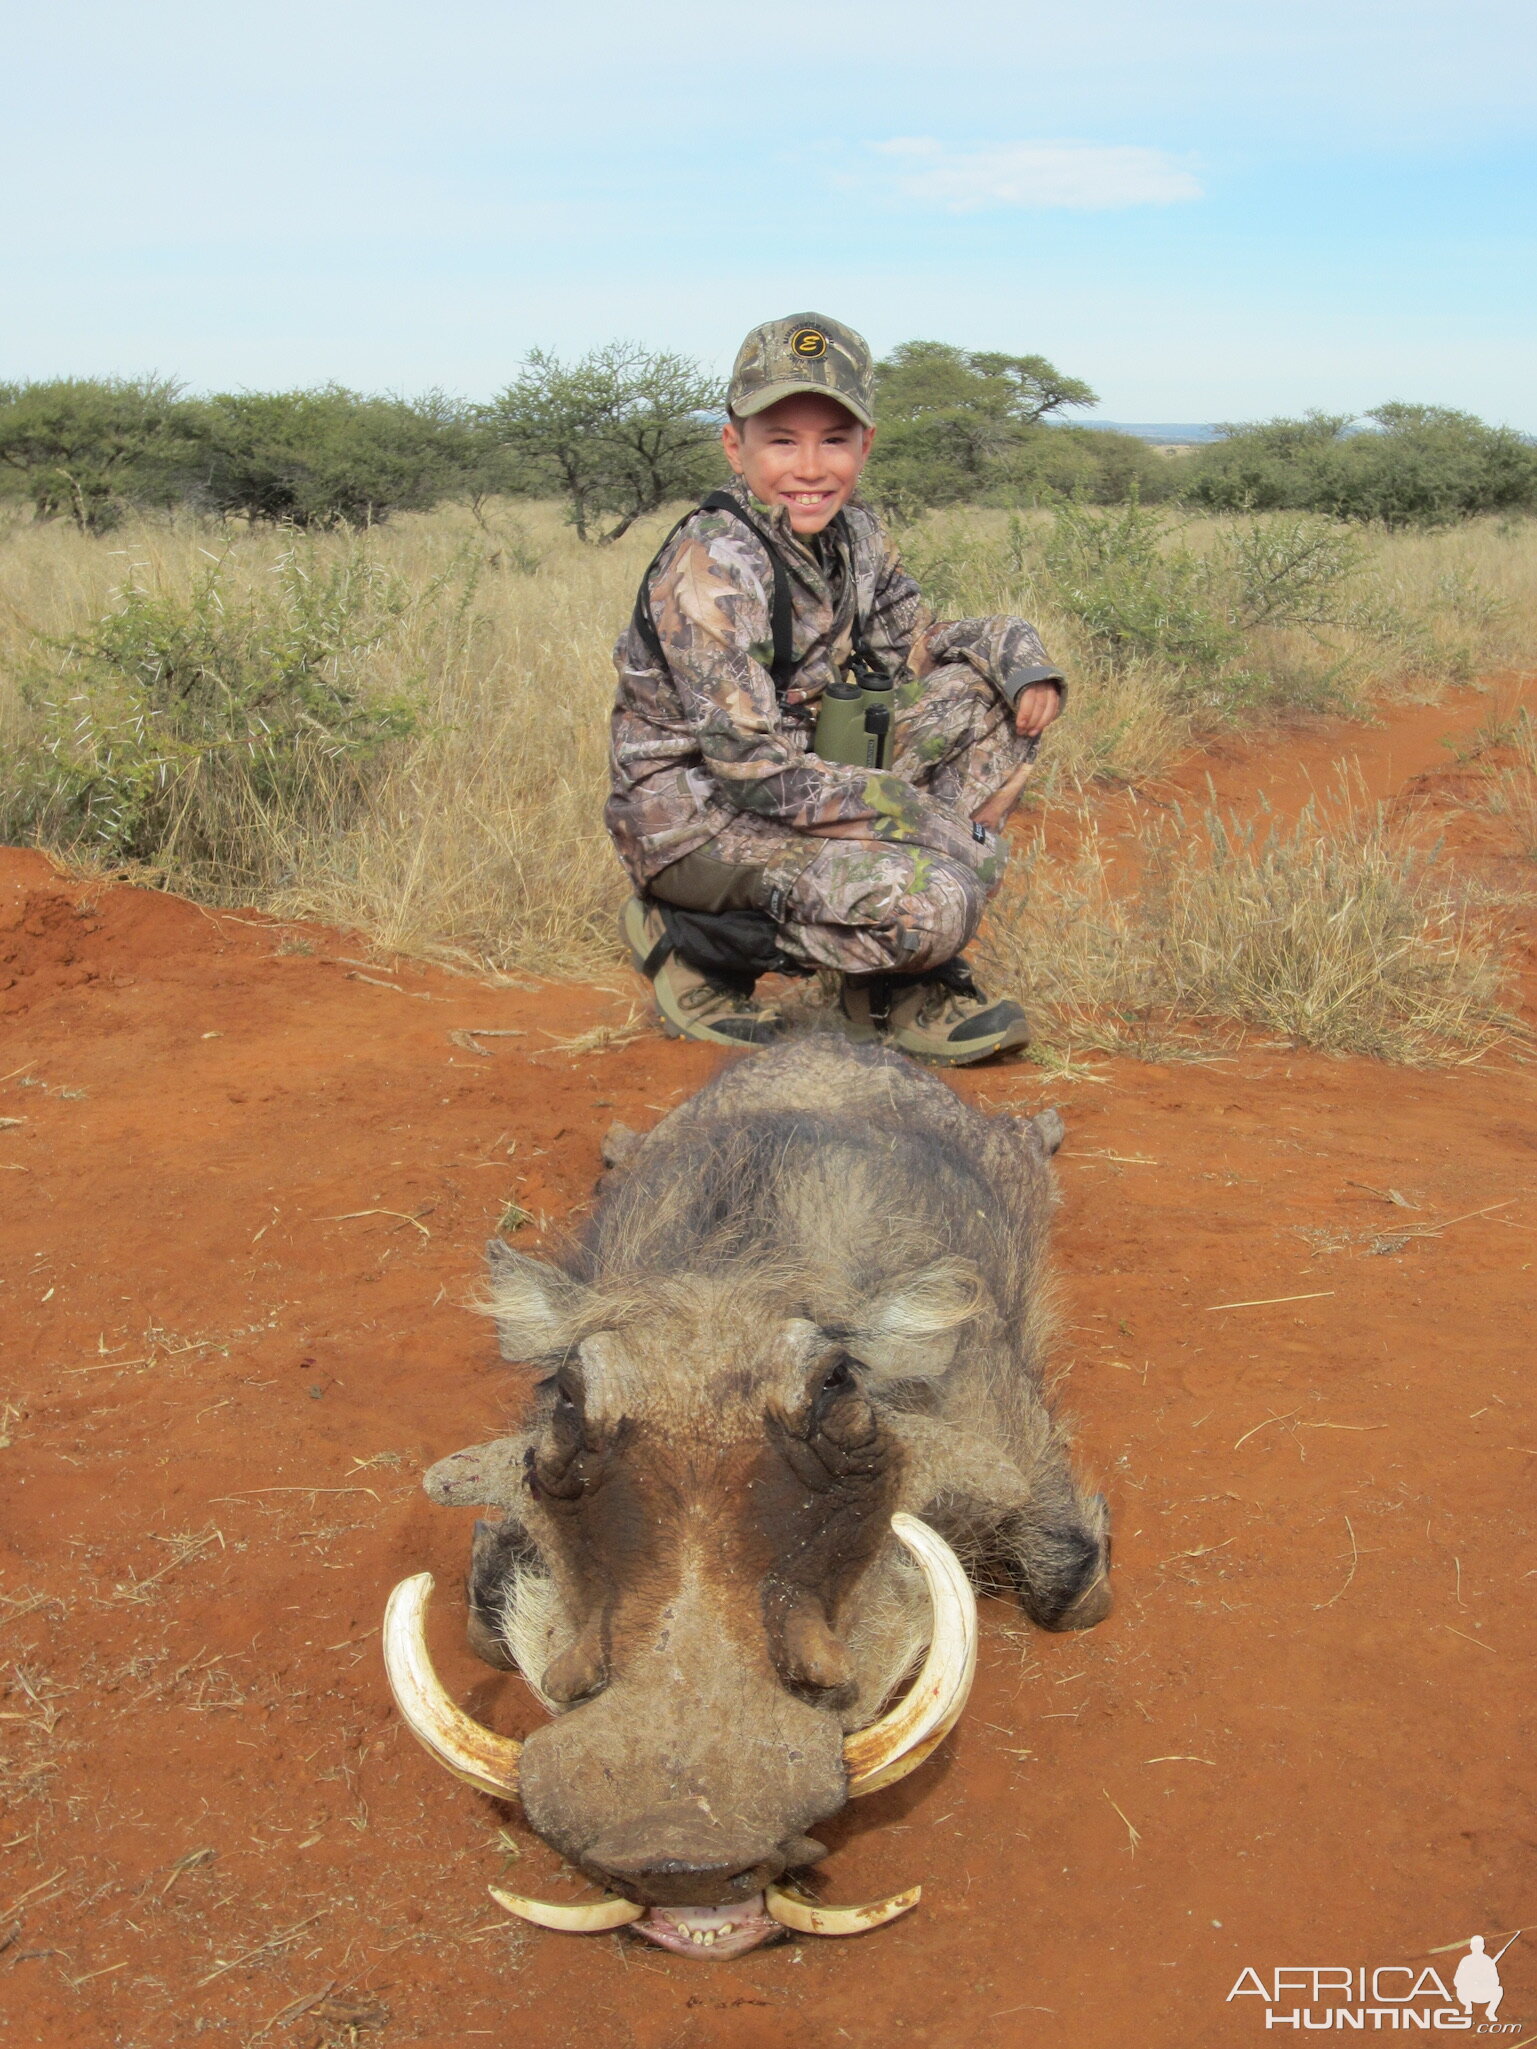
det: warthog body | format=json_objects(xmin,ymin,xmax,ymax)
[{"xmin": 425, "ymin": 1036, "xmax": 1109, "ymax": 1938}]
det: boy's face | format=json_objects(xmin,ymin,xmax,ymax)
[{"xmin": 721, "ymin": 393, "xmax": 875, "ymax": 534}]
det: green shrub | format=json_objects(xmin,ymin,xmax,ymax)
[
  {"xmin": 1040, "ymin": 500, "xmax": 1235, "ymax": 675},
  {"xmin": 195, "ymin": 387, "xmax": 470, "ymax": 528},
  {"xmin": 0, "ymin": 377, "xmax": 202, "ymax": 533},
  {"xmin": 5, "ymin": 548, "xmax": 424, "ymax": 876},
  {"xmin": 1185, "ymin": 406, "xmax": 1537, "ymax": 527},
  {"xmin": 1031, "ymin": 500, "xmax": 1360, "ymax": 708}
]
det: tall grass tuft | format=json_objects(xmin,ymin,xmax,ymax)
[
  {"xmin": 981, "ymin": 789, "xmax": 1514, "ymax": 1065},
  {"xmin": 1470, "ymin": 707, "xmax": 1537, "ymax": 861}
]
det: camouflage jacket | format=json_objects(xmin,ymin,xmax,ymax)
[{"xmin": 605, "ymin": 477, "xmax": 1064, "ymax": 883}]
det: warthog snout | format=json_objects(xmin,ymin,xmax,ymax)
[
  {"xmin": 577, "ymin": 1812, "xmax": 794, "ymax": 1907},
  {"xmin": 512, "ymin": 1519, "xmax": 853, "ymax": 1907}
]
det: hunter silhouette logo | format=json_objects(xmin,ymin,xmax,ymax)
[
  {"xmin": 790, "ymin": 327, "xmax": 828, "ymax": 358},
  {"xmin": 1454, "ymin": 1934, "xmax": 1513, "ymax": 2021}
]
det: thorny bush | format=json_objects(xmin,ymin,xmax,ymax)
[{"xmin": 5, "ymin": 547, "xmax": 426, "ymax": 875}]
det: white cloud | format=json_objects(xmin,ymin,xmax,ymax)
[{"xmin": 872, "ymin": 138, "xmax": 1203, "ymax": 211}]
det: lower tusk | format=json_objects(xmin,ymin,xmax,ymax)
[
  {"xmin": 382, "ymin": 1573, "xmax": 523, "ymax": 1799},
  {"xmin": 842, "ymin": 1512, "xmax": 977, "ymax": 1798},
  {"xmin": 489, "ymin": 1885, "xmax": 644, "ymax": 1932},
  {"xmin": 764, "ymin": 1881, "xmax": 921, "ymax": 1936}
]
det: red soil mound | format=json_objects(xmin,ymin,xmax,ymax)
[{"xmin": 1, "ymin": 689, "xmax": 1533, "ymax": 2048}]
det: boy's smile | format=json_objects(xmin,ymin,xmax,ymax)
[{"xmin": 722, "ymin": 392, "xmax": 876, "ymax": 535}]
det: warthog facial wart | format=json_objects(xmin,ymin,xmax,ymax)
[{"xmin": 383, "ymin": 1038, "xmax": 1112, "ymax": 1957}]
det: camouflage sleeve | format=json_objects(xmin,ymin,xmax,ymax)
[
  {"xmin": 919, "ymin": 614, "xmax": 1067, "ymax": 708},
  {"xmin": 858, "ymin": 521, "xmax": 1067, "ymax": 710},
  {"xmin": 648, "ymin": 522, "xmax": 997, "ymax": 869}
]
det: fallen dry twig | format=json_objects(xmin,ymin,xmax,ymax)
[
  {"xmin": 1315, "ymin": 1517, "xmax": 1360, "ymax": 1610},
  {"xmin": 325, "ymin": 1207, "xmax": 432, "ymax": 1240},
  {"xmin": 196, "ymin": 1911, "xmax": 327, "ymax": 1986},
  {"xmin": 1207, "ymin": 1291, "xmax": 1335, "ymax": 1312},
  {"xmin": 1103, "ymin": 1790, "xmax": 1141, "ymax": 1854}
]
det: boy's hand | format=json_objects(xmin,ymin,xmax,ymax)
[{"xmin": 1014, "ymin": 681, "xmax": 1063, "ymax": 738}]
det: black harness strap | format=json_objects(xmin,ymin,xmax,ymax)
[{"xmin": 630, "ymin": 490, "xmax": 796, "ymax": 698}]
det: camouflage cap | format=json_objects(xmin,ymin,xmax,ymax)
[{"xmin": 727, "ymin": 312, "xmax": 876, "ymax": 429}]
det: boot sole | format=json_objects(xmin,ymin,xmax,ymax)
[{"xmin": 890, "ymin": 1018, "xmax": 1032, "ymax": 1067}]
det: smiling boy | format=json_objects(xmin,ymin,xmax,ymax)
[{"xmin": 606, "ymin": 311, "xmax": 1063, "ymax": 1063}]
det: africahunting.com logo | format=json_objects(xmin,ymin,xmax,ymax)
[{"xmin": 1227, "ymin": 1931, "xmax": 1523, "ymax": 2031}]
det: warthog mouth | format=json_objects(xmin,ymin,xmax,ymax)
[
  {"xmin": 382, "ymin": 1514, "xmax": 976, "ymax": 1956},
  {"xmin": 629, "ymin": 1898, "xmax": 780, "ymax": 1959},
  {"xmin": 483, "ymin": 1883, "xmax": 924, "ymax": 1956}
]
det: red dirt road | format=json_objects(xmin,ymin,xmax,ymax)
[{"xmin": 1, "ymin": 691, "xmax": 1533, "ymax": 2049}]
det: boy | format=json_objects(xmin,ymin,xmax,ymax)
[{"xmin": 605, "ymin": 312, "xmax": 1063, "ymax": 1064}]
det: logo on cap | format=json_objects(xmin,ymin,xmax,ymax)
[{"xmin": 789, "ymin": 327, "xmax": 828, "ymax": 359}]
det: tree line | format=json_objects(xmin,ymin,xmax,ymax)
[{"xmin": 3, "ymin": 347, "xmax": 1532, "ymax": 538}]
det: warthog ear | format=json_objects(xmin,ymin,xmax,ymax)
[
  {"xmin": 848, "ymin": 1259, "xmax": 985, "ymax": 1383},
  {"xmin": 485, "ymin": 1240, "xmax": 588, "ymax": 1361}
]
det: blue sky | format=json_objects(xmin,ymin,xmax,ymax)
[{"xmin": 4, "ymin": 0, "xmax": 1534, "ymax": 425}]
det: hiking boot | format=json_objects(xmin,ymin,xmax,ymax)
[
  {"xmin": 839, "ymin": 956, "xmax": 1031, "ymax": 1066},
  {"xmin": 620, "ymin": 897, "xmax": 783, "ymax": 1049}
]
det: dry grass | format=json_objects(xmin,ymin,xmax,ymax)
[
  {"xmin": 0, "ymin": 501, "xmax": 636, "ymax": 975},
  {"xmin": 899, "ymin": 505, "xmax": 1537, "ymax": 790},
  {"xmin": 980, "ymin": 784, "xmax": 1517, "ymax": 1066},
  {"xmin": 1, "ymin": 499, "xmax": 1533, "ymax": 1011},
  {"xmin": 1472, "ymin": 706, "xmax": 1537, "ymax": 858}
]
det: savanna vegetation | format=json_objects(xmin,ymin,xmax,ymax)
[
  {"xmin": 2, "ymin": 488, "xmax": 1532, "ymax": 1063},
  {"xmin": 1183, "ymin": 405, "xmax": 1537, "ymax": 528},
  {"xmin": 3, "ymin": 337, "xmax": 1533, "ymax": 1062},
  {"xmin": 5, "ymin": 348, "xmax": 1533, "ymax": 538}
]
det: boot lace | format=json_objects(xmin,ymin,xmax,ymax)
[{"xmin": 914, "ymin": 956, "xmax": 986, "ymax": 1026}]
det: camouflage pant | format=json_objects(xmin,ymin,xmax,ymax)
[{"xmin": 649, "ymin": 664, "xmax": 1031, "ymax": 974}]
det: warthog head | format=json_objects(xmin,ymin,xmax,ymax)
[{"xmin": 385, "ymin": 1047, "xmax": 1110, "ymax": 1956}]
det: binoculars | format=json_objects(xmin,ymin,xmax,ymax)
[{"xmin": 813, "ymin": 664, "xmax": 893, "ymax": 769}]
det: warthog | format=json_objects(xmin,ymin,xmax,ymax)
[{"xmin": 386, "ymin": 1037, "xmax": 1110, "ymax": 1958}]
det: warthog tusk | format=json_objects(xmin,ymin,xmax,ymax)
[
  {"xmin": 382, "ymin": 1573, "xmax": 523, "ymax": 1799},
  {"xmin": 488, "ymin": 1885, "xmax": 644, "ymax": 1932},
  {"xmin": 764, "ymin": 1881, "xmax": 922, "ymax": 1935},
  {"xmin": 842, "ymin": 1512, "xmax": 977, "ymax": 1798}
]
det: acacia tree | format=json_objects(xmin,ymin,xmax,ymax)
[
  {"xmin": 193, "ymin": 386, "xmax": 469, "ymax": 528},
  {"xmin": 967, "ymin": 352, "xmax": 1099, "ymax": 426},
  {"xmin": 481, "ymin": 344, "xmax": 721, "ymax": 542},
  {"xmin": 867, "ymin": 342, "xmax": 1099, "ymax": 508},
  {"xmin": 0, "ymin": 376, "xmax": 199, "ymax": 532}
]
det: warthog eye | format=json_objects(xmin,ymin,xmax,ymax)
[
  {"xmin": 528, "ymin": 1369, "xmax": 591, "ymax": 1503},
  {"xmin": 799, "ymin": 1352, "xmax": 876, "ymax": 1456},
  {"xmin": 818, "ymin": 1356, "xmax": 854, "ymax": 1399},
  {"xmin": 550, "ymin": 1366, "xmax": 584, "ymax": 1414}
]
